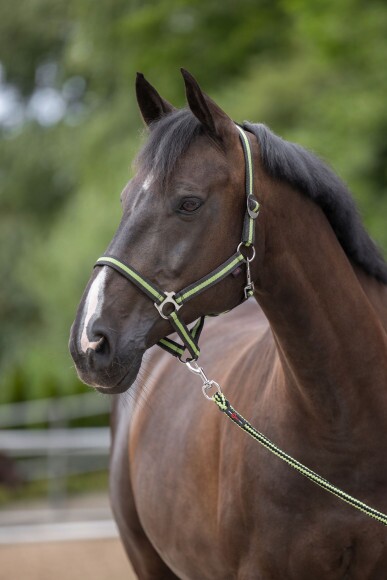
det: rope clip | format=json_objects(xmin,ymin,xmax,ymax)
[
  {"xmin": 237, "ymin": 243, "xmax": 256, "ymax": 299},
  {"xmin": 185, "ymin": 360, "xmax": 222, "ymax": 400},
  {"xmin": 244, "ymin": 260, "xmax": 254, "ymax": 299}
]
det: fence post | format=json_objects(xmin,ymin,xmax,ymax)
[{"xmin": 47, "ymin": 399, "xmax": 68, "ymax": 509}]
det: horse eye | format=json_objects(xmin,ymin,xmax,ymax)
[{"xmin": 178, "ymin": 198, "xmax": 202, "ymax": 213}]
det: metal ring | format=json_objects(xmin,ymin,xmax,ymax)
[
  {"xmin": 237, "ymin": 243, "xmax": 256, "ymax": 263},
  {"xmin": 178, "ymin": 353, "xmax": 194, "ymax": 364},
  {"xmin": 154, "ymin": 291, "xmax": 181, "ymax": 320},
  {"xmin": 202, "ymin": 381, "xmax": 222, "ymax": 401}
]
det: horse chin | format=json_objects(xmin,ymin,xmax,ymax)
[
  {"xmin": 93, "ymin": 382, "xmax": 133, "ymax": 395},
  {"xmin": 78, "ymin": 349, "xmax": 144, "ymax": 395}
]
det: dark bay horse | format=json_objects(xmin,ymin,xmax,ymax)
[{"xmin": 70, "ymin": 70, "xmax": 387, "ymax": 579}]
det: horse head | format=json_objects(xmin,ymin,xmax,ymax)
[{"xmin": 69, "ymin": 70, "xmax": 262, "ymax": 393}]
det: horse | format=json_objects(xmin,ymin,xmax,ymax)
[{"xmin": 69, "ymin": 69, "xmax": 387, "ymax": 579}]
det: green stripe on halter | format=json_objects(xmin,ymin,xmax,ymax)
[
  {"xmin": 96, "ymin": 256, "xmax": 164, "ymax": 302},
  {"xmin": 247, "ymin": 216, "xmax": 254, "ymax": 246},
  {"xmin": 236, "ymin": 125, "xmax": 253, "ymax": 196},
  {"xmin": 191, "ymin": 317, "xmax": 204, "ymax": 338},
  {"xmin": 235, "ymin": 125, "xmax": 259, "ymax": 247},
  {"xmin": 176, "ymin": 254, "xmax": 244, "ymax": 303},
  {"xmin": 170, "ymin": 311, "xmax": 200, "ymax": 358},
  {"xmin": 158, "ymin": 316, "xmax": 204, "ymax": 360},
  {"xmin": 158, "ymin": 338, "xmax": 185, "ymax": 356}
]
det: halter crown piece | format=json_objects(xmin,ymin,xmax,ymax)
[{"xmin": 95, "ymin": 126, "xmax": 259, "ymax": 362}]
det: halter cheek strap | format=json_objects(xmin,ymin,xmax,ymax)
[{"xmin": 94, "ymin": 126, "xmax": 259, "ymax": 362}]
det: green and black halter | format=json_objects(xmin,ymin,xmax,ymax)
[{"xmin": 95, "ymin": 126, "xmax": 259, "ymax": 362}]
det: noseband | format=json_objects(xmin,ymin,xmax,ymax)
[{"xmin": 94, "ymin": 126, "xmax": 259, "ymax": 362}]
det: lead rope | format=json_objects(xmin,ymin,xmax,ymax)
[{"xmin": 186, "ymin": 361, "xmax": 387, "ymax": 527}]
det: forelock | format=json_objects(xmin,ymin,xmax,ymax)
[{"xmin": 134, "ymin": 109, "xmax": 206, "ymax": 185}]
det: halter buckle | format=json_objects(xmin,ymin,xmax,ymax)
[
  {"xmin": 247, "ymin": 194, "xmax": 260, "ymax": 219},
  {"xmin": 154, "ymin": 292, "xmax": 182, "ymax": 319}
]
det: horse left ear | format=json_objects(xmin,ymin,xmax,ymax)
[
  {"xmin": 136, "ymin": 72, "xmax": 176, "ymax": 126},
  {"xmin": 181, "ymin": 68, "xmax": 234, "ymax": 139}
]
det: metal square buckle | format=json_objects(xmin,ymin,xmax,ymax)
[{"xmin": 154, "ymin": 292, "xmax": 182, "ymax": 319}]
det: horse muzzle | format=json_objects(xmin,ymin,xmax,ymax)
[{"xmin": 69, "ymin": 321, "xmax": 144, "ymax": 394}]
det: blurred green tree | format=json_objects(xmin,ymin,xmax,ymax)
[{"xmin": 0, "ymin": 0, "xmax": 386, "ymax": 400}]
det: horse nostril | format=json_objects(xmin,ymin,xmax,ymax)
[
  {"xmin": 94, "ymin": 336, "xmax": 106, "ymax": 353},
  {"xmin": 86, "ymin": 333, "xmax": 112, "ymax": 366},
  {"xmin": 91, "ymin": 334, "xmax": 112, "ymax": 361}
]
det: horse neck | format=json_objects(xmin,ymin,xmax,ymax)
[
  {"xmin": 253, "ymin": 178, "xmax": 387, "ymax": 428},
  {"xmin": 354, "ymin": 266, "xmax": 387, "ymax": 333}
]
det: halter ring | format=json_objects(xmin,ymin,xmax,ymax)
[
  {"xmin": 237, "ymin": 242, "xmax": 256, "ymax": 263},
  {"xmin": 154, "ymin": 292, "xmax": 182, "ymax": 319}
]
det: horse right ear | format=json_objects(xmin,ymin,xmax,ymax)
[
  {"xmin": 136, "ymin": 73, "xmax": 176, "ymax": 126},
  {"xmin": 181, "ymin": 68, "xmax": 234, "ymax": 140}
]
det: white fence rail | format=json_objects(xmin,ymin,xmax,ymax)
[
  {"xmin": 0, "ymin": 428, "xmax": 109, "ymax": 455},
  {"xmin": 0, "ymin": 393, "xmax": 112, "ymax": 505},
  {"xmin": 0, "ymin": 392, "xmax": 110, "ymax": 428}
]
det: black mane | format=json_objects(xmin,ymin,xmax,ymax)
[
  {"xmin": 136, "ymin": 109, "xmax": 387, "ymax": 284},
  {"xmin": 244, "ymin": 122, "xmax": 387, "ymax": 284}
]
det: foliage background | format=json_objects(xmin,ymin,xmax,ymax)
[{"xmin": 1, "ymin": 0, "xmax": 386, "ymax": 402}]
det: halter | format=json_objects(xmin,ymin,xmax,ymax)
[{"xmin": 95, "ymin": 126, "xmax": 259, "ymax": 362}]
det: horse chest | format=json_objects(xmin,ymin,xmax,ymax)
[
  {"xmin": 131, "ymin": 446, "xmax": 387, "ymax": 580},
  {"xmin": 243, "ymin": 513, "xmax": 387, "ymax": 580},
  {"xmin": 124, "ymin": 374, "xmax": 387, "ymax": 580},
  {"xmin": 241, "ymin": 453, "xmax": 387, "ymax": 573},
  {"xmin": 225, "ymin": 475, "xmax": 387, "ymax": 580}
]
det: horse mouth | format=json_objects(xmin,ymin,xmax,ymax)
[
  {"xmin": 94, "ymin": 363, "xmax": 141, "ymax": 394},
  {"xmin": 75, "ymin": 349, "xmax": 145, "ymax": 395}
]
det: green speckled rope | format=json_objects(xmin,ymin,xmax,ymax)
[{"xmin": 213, "ymin": 392, "xmax": 387, "ymax": 526}]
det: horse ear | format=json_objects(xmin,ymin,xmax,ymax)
[
  {"xmin": 181, "ymin": 68, "xmax": 233, "ymax": 138},
  {"xmin": 136, "ymin": 72, "xmax": 175, "ymax": 126}
]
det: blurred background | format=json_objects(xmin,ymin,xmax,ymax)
[{"xmin": 0, "ymin": 0, "xmax": 386, "ymax": 577}]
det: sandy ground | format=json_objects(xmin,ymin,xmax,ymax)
[
  {"xmin": 0, "ymin": 538, "xmax": 137, "ymax": 580},
  {"xmin": 0, "ymin": 493, "xmax": 137, "ymax": 579}
]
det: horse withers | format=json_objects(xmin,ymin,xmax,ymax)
[{"xmin": 69, "ymin": 70, "xmax": 387, "ymax": 579}]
